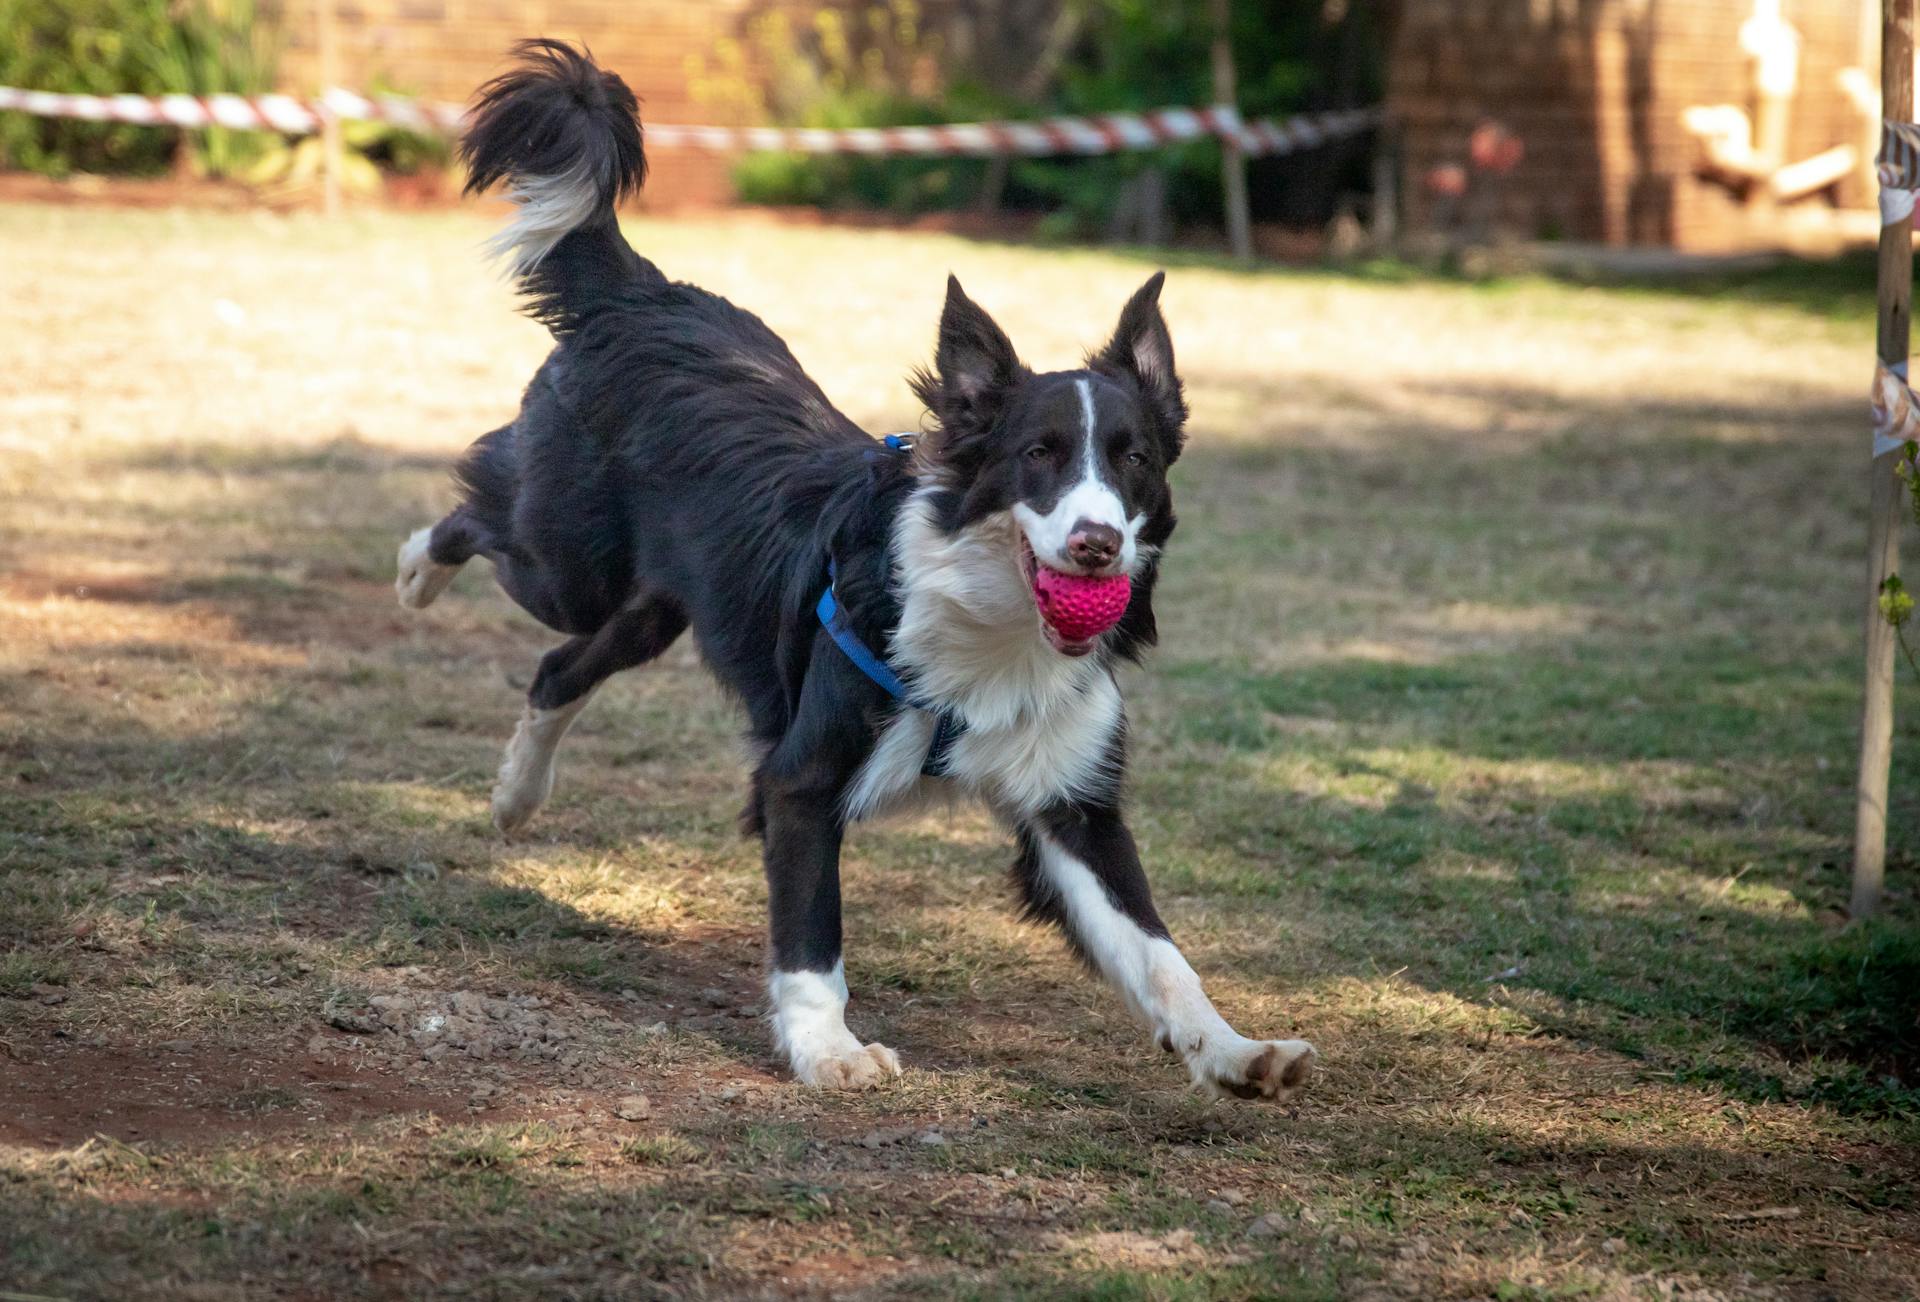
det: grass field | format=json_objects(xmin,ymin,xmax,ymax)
[{"xmin": 2, "ymin": 201, "xmax": 1917, "ymax": 1300}]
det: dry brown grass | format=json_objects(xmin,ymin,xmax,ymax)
[{"xmin": 1, "ymin": 201, "xmax": 1915, "ymax": 1300}]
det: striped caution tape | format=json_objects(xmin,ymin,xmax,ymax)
[
  {"xmin": 0, "ymin": 85, "xmax": 1377, "ymax": 159},
  {"xmin": 1877, "ymin": 118, "xmax": 1920, "ymax": 225}
]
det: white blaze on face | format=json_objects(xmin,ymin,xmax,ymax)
[{"xmin": 1011, "ymin": 377, "xmax": 1139, "ymax": 574}]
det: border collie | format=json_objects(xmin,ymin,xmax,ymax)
[{"xmin": 396, "ymin": 41, "xmax": 1314, "ymax": 1101}]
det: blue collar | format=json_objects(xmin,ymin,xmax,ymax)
[{"xmin": 815, "ymin": 434, "xmax": 964, "ymax": 776}]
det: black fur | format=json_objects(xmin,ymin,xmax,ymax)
[
  {"xmin": 429, "ymin": 42, "xmax": 1190, "ymax": 992},
  {"xmin": 461, "ymin": 38, "xmax": 653, "ymax": 334}
]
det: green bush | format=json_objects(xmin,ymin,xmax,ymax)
[
  {"xmin": 0, "ymin": 0, "xmax": 277, "ymax": 178},
  {"xmin": 731, "ymin": 86, "xmax": 1003, "ymax": 212},
  {"xmin": 706, "ymin": 0, "xmax": 1388, "ymax": 237}
]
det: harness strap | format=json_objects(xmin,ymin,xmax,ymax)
[
  {"xmin": 816, "ymin": 432, "xmax": 963, "ymax": 777},
  {"xmin": 815, "ymin": 565, "xmax": 910, "ymax": 701}
]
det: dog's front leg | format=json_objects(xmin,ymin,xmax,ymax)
[
  {"xmin": 758, "ymin": 764, "xmax": 901, "ymax": 1089},
  {"xmin": 1017, "ymin": 806, "xmax": 1314, "ymax": 1101}
]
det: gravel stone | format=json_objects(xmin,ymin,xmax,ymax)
[{"xmin": 1247, "ymin": 1213, "xmax": 1291, "ymax": 1240}]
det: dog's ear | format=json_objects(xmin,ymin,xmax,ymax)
[
  {"xmin": 1093, "ymin": 271, "xmax": 1187, "ymax": 462},
  {"xmin": 911, "ymin": 275, "xmax": 1024, "ymax": 450}
]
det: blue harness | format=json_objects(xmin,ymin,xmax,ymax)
[{"xmin": 815, "ymin": 434, "xmax": 965, "ymax": 776}]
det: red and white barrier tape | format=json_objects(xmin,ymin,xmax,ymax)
[
  {"xmin": 1879, "ymin": 118, "xmax": 1920, "ymax": 225},
  {"xmin": 0, "ymin": 85, "xmax": 1376, "ymax": 159}
]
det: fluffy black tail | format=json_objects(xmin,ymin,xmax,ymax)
[{"xmin": 461, "ymin": 39, "xmax": 651, "ymax": 333}]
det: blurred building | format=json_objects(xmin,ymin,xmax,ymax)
[
  {"xmin": 1389, "ymin": 0, "xmax": 1879, "ymax": 250},
  {"xmin": 265, "ymin": 0, "xmax": 1063, "ymax": 210},
  {"xmin": 268, "ymin": 0, "xmax": 773, "ymax": 206},
  {"xmin": 259, "ymin": 0, "xmax": 1878, "ymax": 251}
]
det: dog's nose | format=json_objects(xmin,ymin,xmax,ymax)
[{"xmin": 1066, "ymin": 520, "xmax": 1122, "ymax": 568}]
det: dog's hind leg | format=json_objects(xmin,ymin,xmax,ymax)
[
  {"xmin": 491, "ymin": 594, "xmax": 689, "ymax": 836},
  {"xmin": 396, "ymin": 512, "xmax": 485, "ymax": 610}
]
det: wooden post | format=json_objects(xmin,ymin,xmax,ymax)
[
  {"xmin": 1371, "ymin": 118, "xmax": 1398, "ymax": 249},
  {"xmin": 1209, "ymin": 0, "xmax": 1252, "ymax": 262},
  {"xmin": 1854, "ymin": 0, "xmax": 1914, "ymax": 921},
  {"xmin": 316, "ymin": 0, "xmax": 343, "ymax": 217}
]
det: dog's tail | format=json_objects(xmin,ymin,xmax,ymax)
[{"xmin": 461, "ymin": 39, "xmax": 652, "ymax": 334}]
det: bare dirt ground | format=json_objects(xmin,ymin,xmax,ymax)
[{"xmin": 1, "ymin": 201, "xmax": 1916, "ymax": 1300}]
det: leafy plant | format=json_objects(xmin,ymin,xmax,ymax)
[
  {"xmin": 0, "ymin": 0, "xmax": 279, "ymax": 178},
  {"xmin": 1880, "ymin": 441, "xmax": 1920, "ymax": 679},
  {"xmin": 697, "ymin": 1, "xmax": 996, "ymax": 213},
  {"xmin": 699, "ymin": 0, "xmax": 1390, "ymax": 238},
  {"xmin": 243, "ymin": 111, "xmax": 451, "ymax": 201}
]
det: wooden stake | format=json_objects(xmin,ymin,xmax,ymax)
[
  {"xmin": 1209, "ymin": 0, "xmax": 1252, "ymax": 262},
  {"xmin": 1371, "ymin": 118, "xmax": 1398, "ymax": 249},
  {"xmin": 1853, "ymin": 0, "xmax": 1914, "ymax": 921},
  {"xmin": 316, "ymin": 0, "xmax": 343, "ymax": 217}
]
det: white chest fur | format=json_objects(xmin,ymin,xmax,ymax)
[{"xmin": 842, "ymin": 490, "xmax": 1125, "ymax": 821}]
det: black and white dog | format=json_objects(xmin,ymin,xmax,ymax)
[{"xmin": 397, "ymin": 41, "xmax": 1313, "ymax": 1101}]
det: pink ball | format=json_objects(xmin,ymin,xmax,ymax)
[{"xmin": 1033, "ymin": 567, "xmax": 1132, "ymax": 643}]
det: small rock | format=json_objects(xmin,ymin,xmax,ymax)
[
  {"xmin": 1218, "ymin": 1188, "xmax": 1247, "ymax": 1206},
  {"xmin": 999, "ymin": 1167, "xmax": 1017, "ymax": 1179},
  {"xmin": 915, "ymin": 1129, "xmax": 947, "ymax": 1147},
  {"xmin": 615, "ymin": 1094, "xmax": 652, "ymax": 1121},
  {"xmin": 637, "ymin": 1021, "xmax": 668, "ymax": 1036},
  {"xmin": 619, "ymin": 988, "xmax": 641, "ymax": 1002},
  {"xmin": 856, "ymin": 1125, "xmax": 917, "ymax": 1149},
  {"xmin": 1247, "ymin": 1213, "xmax": 1290, "ymax": 1240},
  {"xmin": 1206, "ymin": 1200, "xmax": 1233, "ymax": 1215},
  {"xmin": 161, "ymin": 1039, "xmax": 193, "ymax": 1054},
  {"xmin": 328, "ymin": 1010, "xmax": 377, "ymax": 1034},
  {"xmin": 700, "ymin": 987, "xmax": 730, "ymax": 1008}
]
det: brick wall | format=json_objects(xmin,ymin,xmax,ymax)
[
  {"xmin": 267, "ymin": 0, "xmax": 793, "ymax": 206},
  {"xmin": 1388, "ymin": 0, "xmax": 1875, "ymax": 251}
]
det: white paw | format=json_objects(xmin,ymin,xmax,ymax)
[
  {"xmin": 791, "ymin": 1039, "xmax": 902, "ymax": 1090},
  {"xmin": 491, "ymin": 711, "xmax": 558, "ymax": 837},
  {"xmin": 1191, "ymin": 1036, "xmax": 1315, "ymax": 1103},
  {"xmin": 395, "ymin": 526, "xmax": 458, "ymax": 609}
]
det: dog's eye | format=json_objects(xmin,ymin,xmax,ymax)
[
  {"xmin": 1025, "ymin": 444, "xmax": 1051, "ymax": 461},
  {"xmin": 1124, "ymin": 451, "xmax": 1148, "ymax": 467}
]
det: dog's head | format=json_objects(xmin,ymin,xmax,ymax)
[{"xmin": 908, "ymin": 273, "xmax": 1187, "ymax": 657}]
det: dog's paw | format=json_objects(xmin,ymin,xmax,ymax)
[
  {"xmin": 490, "ymin": 774, "xmax": 551, "ymax": 838},
  {"xmin": 491, "ymin": 713, "xmax": 558, "ymax": 837},
  {"xmin": 395, "ymin": 527, "xmax": 458, "ymax": 610},
  {"xmin": 791, "ymin": 1040, "xmax": 902, "ymax": 1090},
  {"xmin": 1194, "ymin": 1037, "xmax": 1315, "ymax": 1104}
]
